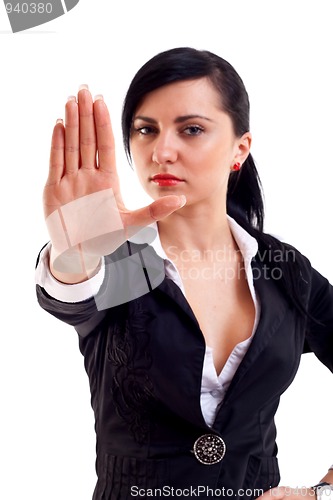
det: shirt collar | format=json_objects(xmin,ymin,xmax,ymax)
[{"xmin": 227, "ymin": 216, "xmax": 258, "ymax": 268}]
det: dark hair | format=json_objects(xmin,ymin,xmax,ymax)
[{"xmin": 121, "ymin": 47, "xmax": 309, "ymax": 318}]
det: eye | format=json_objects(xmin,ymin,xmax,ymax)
[
  {"xmin": 182, "ymin": 125, "xmax": 204, "ymax": 136},
  {"xmin": 133, "ymin": 126, "xmax": 157, "ymax": 136}
]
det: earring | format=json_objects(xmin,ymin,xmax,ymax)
[{"xmin": 231, "ymin": 162, "xmax": 241, "ymax": 172}]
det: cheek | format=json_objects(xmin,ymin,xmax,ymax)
[
  {"xmin": 190, "ymin": 143, "xmax": 231, "ymax": 173},
  {"xmin": 132, "ymin": 163, "xmax": 147, "ymax": 187},
  {"xmin": 132, "ymin": 159, "xmax": 152, "ymax": 193},
  {"xmin": 131, "ymin": 143, "xmax": 150, "ymax": 169},
  {"xmin": 130, "ymin": 151, "xmax": 144, "ymax": 176}
]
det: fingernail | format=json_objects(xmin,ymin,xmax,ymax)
[
  {"xmin": 179, "ymin": 195, "xmax": 186, "ymax": 207},
  {"xmin": 94, "ymin": 94, "xmax": 104, "ymax": 102},
  {"xmin": 56, "ymin": 118, "xmax": 63, "ymax": 125},
  {"xmin": 67, "ymin": 95, "xmax": 76, "ymax": 102},
  {"xmin": 79, "ymin": 84, "xmax": 89, "ymax": 91}
]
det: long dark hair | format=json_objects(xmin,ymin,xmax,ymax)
[{"xmin": 121, "ymin": 47, "xmax": 309, "ymax": 317}]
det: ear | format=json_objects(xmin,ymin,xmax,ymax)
[{"xmin": 234, "ymin": 132, "xmax": 252, "ymax": 164}]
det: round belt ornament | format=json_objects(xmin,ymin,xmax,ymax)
[{"xmin": 193, "ymin": 434, "xmax": 226, "ymax": 465}]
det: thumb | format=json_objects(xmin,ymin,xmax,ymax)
[
  {"xmin": 148, "ymin": 195, "xmax": 187, "ymax": 221},
  {"xmin": 128, "ymin": 195, "xmax": 186, "ymax": 227}
]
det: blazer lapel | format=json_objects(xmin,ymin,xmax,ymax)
[
  {"xmin": 155, "ymin": 277, "xmax": 211, "ymax": 430},
  {"xmin": 215, "ymin": 259, "xmax": 289, "ymax": 409},
  {"xmin": 157, "ymin": 276, "xmax": 201, "ymax": 328}
]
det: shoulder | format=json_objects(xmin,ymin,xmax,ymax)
[
  {"xmin": 253, "ymin": 231, "xmax": 332, "ymax": 309},
  {"xmin": 254, "ymin": 230, "xmax": 312, "ymax": 275}
]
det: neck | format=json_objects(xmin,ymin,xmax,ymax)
[{"xmin": 157, "ymin": 198, "xmax": 236, "ymax": 256}]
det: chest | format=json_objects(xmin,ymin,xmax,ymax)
[{"xmin": 180, "ymin": 261, "xmax": 256, "ymax": 374}]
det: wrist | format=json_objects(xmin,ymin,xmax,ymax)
[{"xmin": 49, "ymin": 245, "xmax": 101, "ymax": 284}]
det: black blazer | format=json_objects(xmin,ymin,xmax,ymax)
[{"xmin": 36, "ymin": 241, "xmax": 333, "ymax": 500}]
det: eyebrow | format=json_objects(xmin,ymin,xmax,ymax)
[{"xmin": 133, "ymin": 114, "xmax": 214, "ymax": 124}]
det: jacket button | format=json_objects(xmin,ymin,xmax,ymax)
[{"xmin": 193, "ymin": 434, "xmax": 226, "ymax": 465}]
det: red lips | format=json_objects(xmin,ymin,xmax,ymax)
[
  {"xmin": 151, "ymin": 174, "xmax": 184, "ymax": 186},
  {"xmin": 152, "ymin": 173, "xmax": 182, "ymax": 181}
]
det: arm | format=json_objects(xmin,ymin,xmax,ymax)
[
  {"xmin": 304, "ymin": 267, "xmax": 333, "ymax": 372},
  {"xmin": 258, "ymin": 266, "xmax": 333, "ymax": 500},
  {"xmin": 319, "ymin": 469, "xmax": 333, "ymax": 484}
]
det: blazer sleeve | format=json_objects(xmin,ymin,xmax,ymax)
[
  {"xmin": 304, "ymin": 266, "xmax": 333, "ymax": 372},
  {"xmin": 35, "ymin": 240, "xmax": 165, "ymax": 337}
]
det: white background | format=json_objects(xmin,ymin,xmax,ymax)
[{"xmin": 0, "ymin": 1, "xmax": 332, "ymax": 498}]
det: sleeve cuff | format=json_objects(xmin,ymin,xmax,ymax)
[{"xmin": 35, "ymin": 242, "xmax": 105, "ymax": 303}]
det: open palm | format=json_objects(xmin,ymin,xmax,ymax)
[{"xmin": 43, "ymin": 86, "xmax": 185, "ymax": 280}]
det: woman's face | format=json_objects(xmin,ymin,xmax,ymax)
[{"xmin": 130, "ymin": 77, "xmax": 251, "ymax": 207}]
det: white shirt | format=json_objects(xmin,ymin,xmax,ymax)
[{"xmin": 35, "ymin": 216, "xmax": 260, "ymax": 427}]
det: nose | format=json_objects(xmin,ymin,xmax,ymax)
[{"xmin": 152, "ymin": 132, "xmax": 178, "ymax": 165}]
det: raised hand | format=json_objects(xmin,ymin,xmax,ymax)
[{"xmin": 44, "ymin": 86, "xmax": 186, "ymax": 282}]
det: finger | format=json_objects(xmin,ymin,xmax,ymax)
[
  {"xmin": 125, "ymin": 195, "xmax": 186, "ymax": 230},
  {"xmin": 64, "ymin": 96, "xmax": 79, "ymax": 175},
  {"xmin": 47, "ymin": 119, "xmax": 65, "ymax": 185},
  {"xmin": 93, "ymin": 96, "xmax": 116, "ymax": 174},
  {"xmin": 78, "ymin": 85, "xmax": 96, "ymax": 170}
]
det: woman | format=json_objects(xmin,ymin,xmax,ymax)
[{"xmin": 35, "ymin": 47, "xmax": 333, "ymax": 499}]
